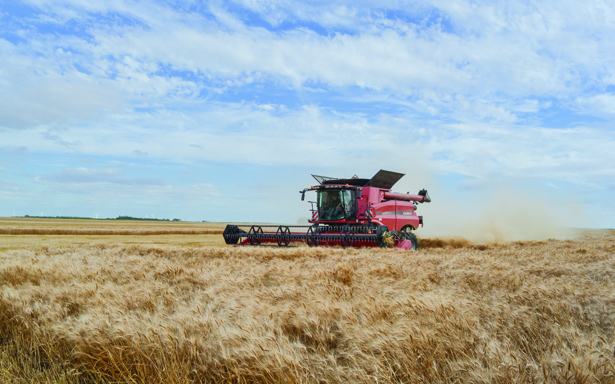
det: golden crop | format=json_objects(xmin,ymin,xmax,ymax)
[
  {"xmin": 0, "ymin": 228, "xmax": 223, "ymax": 236},
  {"xmin": 1, "ymin": 219, "xmax": 614, "ymax": 383}
]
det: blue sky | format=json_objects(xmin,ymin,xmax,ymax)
[{"xmin": 1, "ymin": 0, "xmax": 614, "ymax": 229}]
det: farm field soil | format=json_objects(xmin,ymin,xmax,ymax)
[{"xmin": 1, "ymin": 218, "xmax": 615, "ymax": 383}]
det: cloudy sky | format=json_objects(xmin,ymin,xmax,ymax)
[{"xmin": 1, "ymin": 0, "xmax": 614, "ymax": 228}]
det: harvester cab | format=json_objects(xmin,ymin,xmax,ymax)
[
  {"xmin": 223, "ymin": 170, "xmax": 431, "ymax": 250},
  {"xmin": 314, "ymin": 188, "xmax": 356, "ymax": 221}
]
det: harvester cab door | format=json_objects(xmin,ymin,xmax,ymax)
[
  {"xmin": 316, "ymin": 188, "xmax": 357, "ymax": 222},
  {"xmin": 317, "ymin": 189, "xmax": 345, "ymax": 222},
  {"xmin": 341, "ymin": 189, "xmax": 357, "ymax": 220}
]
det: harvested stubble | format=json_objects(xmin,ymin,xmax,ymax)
[{"xmin": 2, "ymin": 235, "xmax": 615, "ymax": 383}]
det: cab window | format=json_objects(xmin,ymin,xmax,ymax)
[{"xmin": 317, "ymin": 189, "xmax": 356, "ymax": 221}]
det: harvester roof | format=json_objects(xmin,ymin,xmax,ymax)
[{"xmin": 312, "ymin": 170, "xmax": 404, "ymax": 189}]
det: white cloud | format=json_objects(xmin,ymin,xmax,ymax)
[
  {"xmin": 35, "ymin": 167, "xmax": 169, "ymax": 186},
  {"xmin": 0, "ymin": 46, "xmax": 127, "ymax": 129},
  {"xmin": 9, "ymin": 0, "xmax": 615, "ymax": 102},
  {"xmin": 0, "ymin": 180, "xmax": 25, "ymax": 194},
  {"xmin": 2, "ymin": 99, "xmax": 612, "ymax": 193},
  {"xmin": 1, "ymin": 0, "xmax": 613, "ymax": 141},
  {"xmin": 132, "ymin": 149, "xmax": 148, "ymax": 157},
  {"xmin": 0, "ymin": 146, "xmax": 28, "ymax": 154},
  {"xmin": 574, "ymin": 94, "xmax": 615, "ymax": 116}
]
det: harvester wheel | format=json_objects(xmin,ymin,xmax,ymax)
[
  {"xmin": 248, "ymin": 226, "xmax": 263, "ymax": 245},
  {"xmin": 256, "ymin": 226, "xmax": 263, "ymax": 245},
  {"xmin": 248, "ymin": 226, "xmax": 256, "ymax": 245},
  {"xmin": 340, "ymin": 225, "xmax": 355, "ymax": 249},
  {"xmin": 401, "ymin": 231, "xmax": 419, "ymax": 251},
  {"xmin": 306, "ymin": 225, "xmax": 321, "ymax": 247},
  {"xmin": 276, "ymin": 226, "xmax": 283, "ymax": 246},
  {"xmin": 276, "ymin": 226, "xmax": 291, "ymax": 247}
]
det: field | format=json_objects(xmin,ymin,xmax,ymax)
[{"xmin": 1, "ymin": 218, "xmax": 615, "ymax": 383}]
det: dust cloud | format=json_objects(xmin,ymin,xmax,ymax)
[{"xmin": 417, "ymin": 186, "xmax": 581, "ymax": 243}]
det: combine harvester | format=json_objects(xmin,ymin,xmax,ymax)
[{"xmin": 223, "ymin": 170, "xmax": 431, "ymax": 250}]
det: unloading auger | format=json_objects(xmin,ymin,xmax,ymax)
[{"xmin": 223, "ymin": 170, "xmax": 431, "ymax": 250}]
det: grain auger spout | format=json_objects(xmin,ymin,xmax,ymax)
[
  {"xmin": 382, "ymin": 189, "xmax": 431, "ymax": 203},
  {"xmin": 223, "ymin": 169, "xmax": 431, "ymax": 250}
]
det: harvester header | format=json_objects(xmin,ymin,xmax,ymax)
[{"xmin": 223, "ymin": 169, "xmax": 431, "ymax": 250}]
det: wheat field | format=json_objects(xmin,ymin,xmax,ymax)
[
  {"xmin": 1, "ymin": 218, "xmax": 615, "ymax": 383},
  {"xmin": 0, "ymin": 217, "xmax": 225, "ymax": 236}
]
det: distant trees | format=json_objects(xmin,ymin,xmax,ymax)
[
  {"xmin": 18, "ymin": 215, "xmax": 187, "ymax": 222},
  {"xmin": 115, "ymin": 216, "xmax": 171, "ymax": 221}
]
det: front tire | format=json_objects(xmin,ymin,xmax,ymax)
[{"xmin": 400, "ymin": 230, "xmax": 418, "ymax": 250}]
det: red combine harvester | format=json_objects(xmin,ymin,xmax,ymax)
[{"xmin": 223, "ymin": 170, "xmax": 431, "ymax": 250}]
